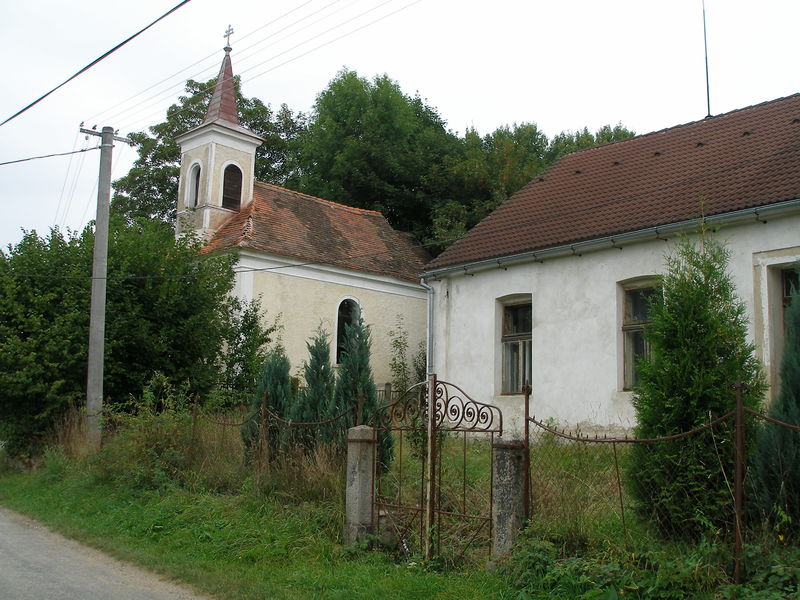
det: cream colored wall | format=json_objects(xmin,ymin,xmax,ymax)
[
  {"xmin": 431, "ymin": 214, "xmax": 800, "ymax": 434},
  {"xmin": 239, "ymin": 257, "xmax": 427, "ymax": 388}
]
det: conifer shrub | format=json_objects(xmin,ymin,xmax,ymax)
[
  {"xmin": 750, "ymin": 268, "xmax": 800, "ymax": 535},
  {"xmin": 330, "ymin": 319, "xmax": 392, "ymax": 466},
  {"xmin": 629, "ymin": 236, "xmax": 765, "ymax": 539},
  {"xmin": 291, "ymin": 326, "xmax": 335, "ymax": 451},
  {"xmin": 241, "ymin": 344, "xmax": 293, "ymax": 461}
]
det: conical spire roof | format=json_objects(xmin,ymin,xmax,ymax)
[{"xmin": 204, "ymin": 46, "xmax": 239, "ymax": 125}]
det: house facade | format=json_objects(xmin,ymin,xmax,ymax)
[
  {"xmin": 175, "ymin": 47, "xmax": 428, "ymax": 386},
  {"xmin": 423, "ymin": 95, "xmax": 800, "ymax": 433}
]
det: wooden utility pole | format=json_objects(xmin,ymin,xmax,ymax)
[{"xmin": 81, "ymin": 125, "xmax": 130, "ymax": 449}]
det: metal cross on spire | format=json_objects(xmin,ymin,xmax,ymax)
[{"xmin": 224, "ymin": 25, "xmax": 234, "ymax": 49}]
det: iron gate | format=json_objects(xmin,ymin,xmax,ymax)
[{"xmin": 371, "ymin": 374, "xmax": 503, "ymax": 561}]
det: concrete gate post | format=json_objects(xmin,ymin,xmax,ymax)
[
  {"xmin": 344, "ymin": 425, "xmax": 376, "ymax": 545},
  {"xmin": 492, "ymin": 438, "xmax": 526, "ymax": 558}
]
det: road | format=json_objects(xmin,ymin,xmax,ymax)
[{"xmin": 0, "ymin": 506, "xmax": 213, "ymax": 600}]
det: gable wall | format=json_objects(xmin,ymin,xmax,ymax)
[
  {"xmin": 234, "ymin": 252, "xmax": 427, "ymax": 389},
  {"xmin": 430, "ymin": 213, "xmax": 800, "ymax": 434}
]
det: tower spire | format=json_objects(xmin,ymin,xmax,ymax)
[{"xmin": 204, "ymin": 36, "xmax": 239, "ymax": 125}]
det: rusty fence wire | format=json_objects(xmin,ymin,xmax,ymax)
[{"xmin": 524, "ymin": 387, "xmax": 800, "ymax": 584}]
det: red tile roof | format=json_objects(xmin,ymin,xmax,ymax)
[
  {"xmin": 203, "ymin": 181, "xmax": 429, "ymax": 282},
  {"xmin": 426, "ymin": 94, "xmax": 800, "ymax": 272}
]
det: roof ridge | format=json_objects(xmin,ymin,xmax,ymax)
[
  {"xmin": 254, "ymin": 181, "xmax": 385, "ymax": 217},
  {"xmin": 558, "ymin": 92, "xmax": 800, "ymax": 160}
]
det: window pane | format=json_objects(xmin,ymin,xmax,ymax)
[
  {"xmin": 504, "ymin": 304, "xmax": 532, "ymax": 336},
  {"xmin": 502, "ymin": 341, "xmax": 520, "ymax": 394},
  {"xmin": 626, "ymin": 288, "xmax": 655, "ymax": 323},
  {"xmin": 624, "ymin": 329, "xmax": 649, "ymax": 389}
]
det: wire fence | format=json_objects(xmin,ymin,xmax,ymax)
[{"xmin": 523, "ymin": 384, "xmax": 800, "ymax": 584}]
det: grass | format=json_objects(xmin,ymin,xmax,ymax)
[{"xmin": 0, "ymin": 406, "xmax": 513, "ymax": 600}]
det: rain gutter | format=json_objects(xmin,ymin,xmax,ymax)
[
  {"xmin": 422, "ymin": 199, "xmax": 800, "ymax": 280},
  {"xmin": 419, "ymin": 277, "xmax": 434, "ymax": 375}
]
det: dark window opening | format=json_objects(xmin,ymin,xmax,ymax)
[
  {"xmin": 336, "ymin": 299, "xmax": 360, "ymax": 364},
  {"xmin": 222, "ymin": 165, "xmax": 242, "ymax": 211},
  {"xmin": 190, "ymin": 165, "xmax": 201, "ymax": 207}
]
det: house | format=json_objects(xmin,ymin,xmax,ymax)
[
  {"xmin": 422, "ymin": 95, "xmax": 800, "ymax": 433},
  {"xmin": 175, "ymin": 46, "xmax": 429, "ymax": 387}
]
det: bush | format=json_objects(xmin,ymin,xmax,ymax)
[
  {"xmin": 290, "ymin": 326, "xmax": 335, "ymax": 450},
  {"xmin": 241, "ymin": 345, "xmax": 293, "ymax": 461},
  {"xmin": 630, "ymin": 236, "xmax": 765, "ymax": 539}
]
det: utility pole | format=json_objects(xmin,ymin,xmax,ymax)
[{"xmin": 80, "ymin": 125, "xmax": 130, "ymax": 449}]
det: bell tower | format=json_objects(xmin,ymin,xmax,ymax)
[{"xmin": 175, "ymin": 37, "xmax": 263, "ymax": 240}]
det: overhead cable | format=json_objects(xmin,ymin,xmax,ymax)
[{"xmin": 0, "ymin": 0, "xmax": 194, "ymax": 128}]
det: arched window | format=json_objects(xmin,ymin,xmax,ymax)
[
  {"xmin": 336, "ymin": 299, "xmax": 360, "ymax": 364},
  {"xmin": 187, "ymin": 164, "xmax": 201, "ymax": 208},
  {"xmin": 221, "ymin": 164, "xmax": 243, "ymax": 211}
]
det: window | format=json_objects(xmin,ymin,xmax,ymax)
[
  {"xmin": 622, "ymin": 286, "xmax": 656, "ymax": 390},
  {"xmin": 783, "ymin": 268, "xmax": 799, "ymax": 329},
  {"xmin": 221, "ymin": 164, "xmax": 242, "ymax": 211},
  {"xmin": 336, "ymin": 299, "xmax": 360, "ymax": 364},
  {"xmin": 501, "ymin": 303, "xmax": 532, "ymax": 394},
  {"xmin": 187, "ymin": 164, "xmax": 201, "ymax": 208}
]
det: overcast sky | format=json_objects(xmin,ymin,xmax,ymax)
[{"xmin": 1, "ymin": 0, "xmax": 797, "ymax": 249}]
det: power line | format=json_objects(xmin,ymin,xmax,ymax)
[
  {"xmin": 0, "ymin": 146, "xmax": 98, "ymax": 167},
  {"xmin": 0, "ymin": 0, "xmax": 194, "ymax": 128},
  {"xmin": 6, "ymin": 141, "xmax": 793, "ymax": 281},
  {"xmin": 115, "ymin": 0, "xmax": 423, "ymax": 134},
  {"xmin": 86, "ymin": 0, "xmax": 319, "ymax": 126}
]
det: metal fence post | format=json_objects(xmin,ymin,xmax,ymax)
[
  {"xmin": 424, "ymin": 373, "xmax": 438, "ymax": 560},
  {"xmin": 733, "ymin": 379, "xmax": 745, "ymax": 585}
]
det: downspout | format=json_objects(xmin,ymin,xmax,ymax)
[{"xmin": 419, "ymin": 277, "xmax": 434, "ymax": 375}]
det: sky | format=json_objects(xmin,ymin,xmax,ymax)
[{"xmin": 1, "ymin": 0, "xmax": 798, "ymax": 249}]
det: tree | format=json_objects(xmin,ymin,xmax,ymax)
[
  {"xmin": 545, "ymin": 123, "xmax": 635, "ymax": 165},
  {"xmin": 241, "ymin": 344, "xmax": 293, "ymax": 459},
  {"xmin": 290, "ymin": 326, "xmax": 335, "ymax": 450},
  {"xmin": 750, "ymin": 269, "xmax": 800, "ymax": 534},
  {"xmin": 0, "ymin": 218, "xmax": 272, "ymax": 455},
  {"xmin": 629, "ymin": 235, "xmax": 766, "ymax": 539},
  {"xmin": 112, "ymin": 77, "xmax": 305, "ymax": 224},
  {"xmin": 329, "ymin": 319, "xmax": 391, "ymax": 465},
  {"xmin": 294, "ymin": 70, "xmax": 461, "ymax": 240}
]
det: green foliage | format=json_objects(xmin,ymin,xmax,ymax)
[
  {"xmin": 388, "ymin": 314, "xmax": 411, "ymax": 392},
  {"xmin": 0, "ymin": 227, "xmax": 91, "ymax": 455},
  {"xmin": 112, "ymin": 77, "xmax": 305, "ymax": 224},
  {"xmin": 94, "ymin": 374, "xmax": 193, "ymax": 490},
  {"xmin": 750, "ymin": 270, "xmax": 800, "ymax": 535},
  {"xmin": 0, "ymin": 219, "xmax": 271, "ymax": 456},
  {"xmin": 291, "ymin": 326, "xmax": 335, "ymax": 450},
  {"xmin": 294, "ymin": 69, "xmax": 460, "ymax": 242},
  {"xmin": 330, "ymin": 319, "xmax": 392, "ymax": 465},
  {"xmin": 500, "ymin": 530, "xmax": 800, "ymax": 600},
  {"xmin": 630, "ymin": 236, "xmax": 766, "ymax": 539},
  {"xmin": 241, "ymin": 344, "xmax": 294, "ymax": 458},
  {"xmin": 412, "ymin": 340, "xmax": 427, "ymax": 383},
  {"xmin": 217, "ymin": 297, "xmax": 274, "ymax": 406},
  {"xmin": 545, "ymin": 123, "xmax": 635, "ymax": 165}
]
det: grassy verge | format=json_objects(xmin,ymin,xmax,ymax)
[{"xmin": 0, "ymin": 462, "xmax": 512, "ymax": 600}]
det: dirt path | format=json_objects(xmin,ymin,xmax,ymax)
[{"xmin": 0, "ymin": 506, "xmax": 214, "ymax": 600}]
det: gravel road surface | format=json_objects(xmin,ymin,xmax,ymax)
[{"xmin": 0, "ymin": 506, "xmax": 214, "ymax": 600}]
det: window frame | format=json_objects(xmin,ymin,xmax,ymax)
[
  {"xmin": 621, "ymin": 282, "xmax": 657, "ymax": 391},
  {"xmin": 500, "ymin": 301, "xmax": 532, "ymax": 395}
]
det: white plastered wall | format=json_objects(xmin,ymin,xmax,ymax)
[
  {"xmin": 234, "ymin": 251, "xmax": 427, "ymax": 388},
  {"xmin": 430, "ymin": 214, "xmax": 800, "ymax": 434}
]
